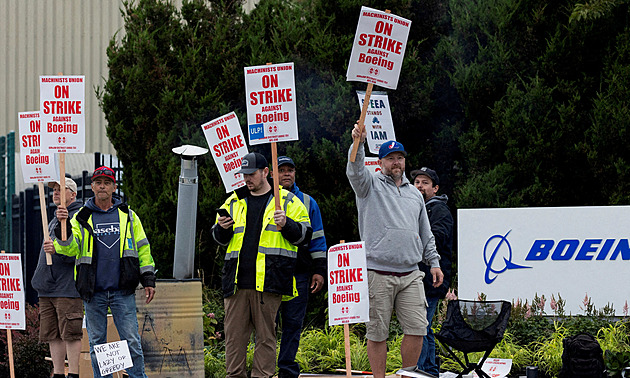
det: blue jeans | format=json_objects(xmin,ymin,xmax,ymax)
[
  {"xmin": 277, "ymin": 273, "xmax": 310, "ymax": 378},
  {"xmin": 417, "ymin": 296, "xmax": 440, "ymax": 376},
  {"xmin": 84, "ymin": 290, "xmax": 146, "ymax": 378}
]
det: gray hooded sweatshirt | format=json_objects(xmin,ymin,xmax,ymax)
[{"xmin": 346, "ymin": 142, "xmax": 440, "ymax": 272}]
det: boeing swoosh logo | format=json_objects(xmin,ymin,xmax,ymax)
[{"xmin": 484, "ymin": 230, "xmax": 531, "ymax": 284}]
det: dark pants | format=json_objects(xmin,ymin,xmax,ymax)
[
  {"xmin": 277, "ymin": 273, "xmax": 310, "ymax": 378},
  {"xmin": 417, "ymin": 296, "xmax": 440, "ymax": 375}
]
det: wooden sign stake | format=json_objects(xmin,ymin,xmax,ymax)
[
  {"xmin": 1, "ymin": 250, "xmax": 15, "ymax": 378},
  {"xmin": 57, "ymin": 72, "xmax": 67, "ymax": 241},
  {"xmin": 38, "ymin": 183, "xmax": 52, "ymax": 265},
  {"xmin": 265, "ymin": 63, "xmax": 282, "ymax": 230},
  {"xmin": 349, "ymin": 83, "xmax": 374, "ymax": 162}
]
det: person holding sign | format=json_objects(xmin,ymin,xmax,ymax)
[
  {"xmin": 32, "ymin": 178, "xmax": 82, "ymax": 378},
  {"xmin": 212, "ymin": 152, "xmax": 312, "ymax": 378},
  {"xmin": 346, "ymin": 124, "xmax": 443, "ymax": 378},
  {"xmin": 45, "ymin": 166, "xmax": 156, "ymax": 378},
  {"xmin": 275, "ymin": 156, "xmax": 327, "ymax": 378},
  {"xmin": 411, "ymin": 168, "xmax": 453, "ymax": 376}
]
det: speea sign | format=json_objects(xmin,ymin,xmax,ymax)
[{"xmin": 458, "ymin": 206, "xmax": 630, "ymax": 316}]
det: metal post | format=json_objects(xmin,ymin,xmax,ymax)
[{"xmin": 172, "ymin": 145, "xmax": 208, "ymax": 279}]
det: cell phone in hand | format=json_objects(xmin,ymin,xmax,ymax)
[{"xmin": 215, "ymin": 208, "xmax": 231, "ymax": 219}]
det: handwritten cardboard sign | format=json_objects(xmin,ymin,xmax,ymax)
[
  {"xmin": 356, "ymin": 91, "xmax": 396, "ymax": 154},
  {"xmin": 346, "ymin": 7, "xmax": 412, "ymax": 90},
  {"xmin": 0, "ymin": 254, "xmax": 25, "ymax": 330},
  {"xmin": 328, "ymin": 242, "xmax": 369, "ymax": 326},
  {"xmin": 202, "ymin": 112, "xmax": 248, "ymax": 192},
  {"xmin": 94, "ymin": 340, "xmax": 133, "ymax": 376},
  {"xmin": 244, "ymin": 62, "xmax": 298, "ymax": 145},
  {"xmin": 39, "ymin": 75, "xmax": 86, "ymax": 153},
  {"xmin": 18, "ymin": 111, "xmax": 59, "ymax": 183}
]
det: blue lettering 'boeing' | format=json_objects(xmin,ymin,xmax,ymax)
[
  {"xmin": 484, "ymin": 230, "xmax": 531, "ymax": 284},
  {"xmin": 525, "ymin": 239, "xmax": 630, "ymax": 261}
]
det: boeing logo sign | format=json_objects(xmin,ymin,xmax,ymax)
[
  {"xmin": 459, "ymin": 206, "xmax": 630, "ymax": 316},
  {"xmin": 484, "ymin": 231, "xmax": 630, "ymax": 284},
  {"xmin": 483, "ymin": 230, "xmax": 530, "ymax": 284}
]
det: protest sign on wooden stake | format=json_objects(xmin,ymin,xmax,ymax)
[
  {"xmin": 244, "ymin": 62, "xmax": 299, "ymax": 227},
  {"xmin": 18, "ymin": 111, "xmax": 59, "ymax": 265},
  {"xmin": 202, "ymin": 112, "xmax": 248, "ymax": 192},
  {"xmin": 346, "ymin": 7, "xmax": 411, "ymax": 162}
]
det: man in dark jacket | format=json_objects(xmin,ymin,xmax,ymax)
[
  {"xmin": 32, "ymin": 178, "xmax": 82, "ymax": 378},
  {"xmin": 275, "ymin": 156, "xmax": 327, "ymax": 378},
  {"xmin": 411, "ymin": 167, "xmax": 453, "ymax": 376}
]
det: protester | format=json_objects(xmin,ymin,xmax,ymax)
[
  {"xmin": 45, "ymin": 166, "xmax": 156, "ymax": 378},
  {"xmin": 411, "ymin": 167, "xmax": 453, "ymax": 376},
  {"xmin": 212, "ymin": 152, "xmax": 312, "ymax": 378},
  {"xmin": 346, "ymin": 125, "xmax": 443, "ymax": 378},
  {"xmin": 32, "ymin": 178, "xmax": 82, "ymax": 378},
  {"xmin": 275, "ymin": 156, "xmax": 327, "ymax": 378}
]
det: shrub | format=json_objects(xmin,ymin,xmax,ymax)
[{"xmin": 0, "ymin": 304, "xmax": 51, "ymax": 377}]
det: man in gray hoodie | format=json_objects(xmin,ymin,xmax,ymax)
[{"xmin": 346, "ymin": 124, "xmax": 444, "ymax": 378}]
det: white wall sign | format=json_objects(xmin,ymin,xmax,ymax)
[
  {"xmin": 356, "ymin": 91, "xmax": 396, "ymax": 154},
  {"xmin": 39, "ymin": 75, "xmax": 86, "ymax": 153},
  {"xmin": 244, "ymin": 62, "xmax": 298, "ymax": 145},
  {"xmin": 0, "ymin": 254, "xmax": 25, "ymax": 330},
  {"xmin": 18, "ymin": 111, "xmax": 59, "ymax": 183},
  {"xmin": 346, "ymin": 7, "xmax": 412, "ymax": 90},
  {"xmin": 201, "ymin": 112, "xmax": 248, "ymax": 192},
  {"xmin": 328, "ymin": 241, "xmax": 369, "ymax": 326},
  {"xmin": 94, "ymin": 340, "xmax": 133, "ymax": 376},
  {"xmin": 458, "ymin": 206, "xmax": 630, "ymax": 315}
]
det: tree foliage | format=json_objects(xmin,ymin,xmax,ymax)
[{"xmin": 98, "ymin": 0, "xmax": 630, "ymax": 291}]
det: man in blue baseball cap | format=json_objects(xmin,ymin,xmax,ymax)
[{"xmin": 346, "ymin": 124, "xmax": 444, "ymax": 378}]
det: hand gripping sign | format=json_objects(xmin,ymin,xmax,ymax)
[
  {"xmin": 39, "ymin": 75, "xmax": 86, "ymax": 154},
  {"xmin": 347, "ymin": 7, "xmax": 411, "ymax": 162},
  {"xmin": 244, "ymin": 62, "xmax": 298, "ymax": 145},
  {"xmin": 18, "ymin": 111, "xmax": 59, "ymax": 183},
  {"xmin": 202, "ymin": 112, "xmax": 248, "ymax": 192},
  {"xmin": 328, "ymin": 241, "xmax": 369, "ymax": 326},
  {"xmin": 356, "ymin": 91, "xmax": 396, "ymax": 154}
]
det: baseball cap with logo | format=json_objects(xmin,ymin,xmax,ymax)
[
  {"xmin": 277, "ymin": 156, "xmax": 295, "ymax": 168},
  {"xmin": 378, "ymin": 140, "xmax": 407, "ymax": 159},
  {"xmin": 237, "ymin": 152, "xmax": 268, "ymax": 174},
  {"xmin": 410, "ymin": 167, "xmax": 440, "ymax": 186},
  {"xmin": 47, "ymin": 178, "xmax": 78, "ymax": 192},
  {"xmin": 92, "ymin": 166, "xmax": 116, "ymax": 183}
]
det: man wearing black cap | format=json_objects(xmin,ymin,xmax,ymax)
[
  {"xmin": 32, "ymin": 177, "xmax": 82, "ymax": 378},
  {"xmin": 212, "ymin": 152, "xmax": 312, "ymax": 378},
  {"xmin": 46, "ymin": 166, "xmax": 156, "ymax": 378},
  {"xmin": 275, "ymin": 156, "xmax": 327, "ymax": 378},
  {"xmin": 411, "ymin": 167, "xmax": 453, "ymax": 376},
  {"xmin": 346, "ymin": 124, "xmax": 443, "ymax": 378}
]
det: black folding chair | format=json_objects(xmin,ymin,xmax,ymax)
[{"xmin": 435, "ymin": 299, "xmax": 511, "ymax": 378}]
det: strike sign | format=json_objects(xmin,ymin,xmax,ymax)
[
  {"xmin": 0, "ymin": 254, "xmax": 25, "ymax": 330},
  {"xmin": 244, "ymin": 62, "xmax": 298, "ymax": 145},
  {"xmin": 201, "ymin": 112, "xmax": 248, "ymax": 192},
  {"xmin": 346, "ymin": 7, "xmax": 412, "ymax": 90},
  {"xmin": 364, "ymin": 157, "xmax": 381, "ymax": 175},
  {"xmin": 39, "ymin": 75, "xmax": 86, "ymax": 153},
  {"xmin": 18, "ymin": 111, "xmax": 59, "ymax": 183},
  {"xmin": 328, "ymin": 242, "xmax": 369, "ymax": 326},
  {"xmin": 356, "ymin": 91, "xmax": 396, "ymax": 154}
]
